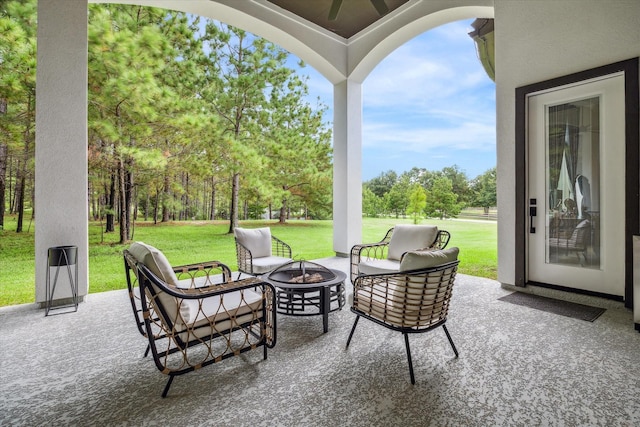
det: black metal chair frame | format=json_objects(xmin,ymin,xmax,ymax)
[
  {"xmin": 349, "ymin": 227, "xmax": 450, "ymax": 282},
  {"xmin": 346, "ymin": 260, "xmax": 459, "ymax": 384}
]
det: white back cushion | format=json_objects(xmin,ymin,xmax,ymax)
[
  {"xmin": 128, "ymin": 242, "xmax": 179, "ymax": 286},
  {"xmin": 234, "ymin": 227, "xmax": 272, "ymax": 258},
  {"xmin": 387, "ymin": 225, "xmax": 439, "ymax": 261},
  {"xmin": 399, "ymin": 247, "xmax": 459, "ymax": 271},
  {"xmin": 128, "ymin": 242, "xmax": 184, "ymax": 325}
]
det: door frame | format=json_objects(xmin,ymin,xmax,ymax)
[{"xmin": 515, "ymin": 58, "xmax": 639, "ymax": 308}]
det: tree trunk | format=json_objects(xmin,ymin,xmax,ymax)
[
  {"xmin": 279, "ymin": 198, "xmax": 287, "ymax": 224},
  {"xmin": 118, "ymin": 154, "xmax": 133, "ymax": 244},
  {"xmin": 105, "ymin": 173, "xmax": 116, "ymax": 232},
  {"xmin": 89, "ymin": 182, "xmax": 96, "ymax": 220},
  {"xmin": 162, "ymin": 171, "xmax": 170, "ymax": 222},
  {"xmin": 228, "ymin": 172, "xmax": 239, "ymax": 233},
  {"xmin": 153, "ymin": 190, "xmax": 159, "ymax": 224},
  {"xmin": 15, "ymin": 167, "xmax": 25, "ymax": 232},
  {"xmin": 0, "ymin": 143, "xmax": 7, "ymax": 229},
  {"xmin": 8, "ymin": 152, "xmax": 14, "ymax": 213},
  {"xmin": 144, "ymin": 193, "xmax": 149, "ymax": 222},
  {"xmin": 133, "ymin": 187, "xmax": 138, "ymax": 221},
  {"xmin": 15, "ymin": 127, "xmax": 31, "ymax": 233},
  {"xmin": 209, "ymin": 177, "xmax": 216, "ymax": 220},
  {"xmin": 16, "ymin": 94, "xmax": 34, "ymax": 233},
  {"xmin": 184, "ymin": 172, "xmax": 190, "ymax": 220}
]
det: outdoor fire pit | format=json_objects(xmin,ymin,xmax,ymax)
[
  {"xmin": 267, "ymin": 260, "xmax": 337, "ymax": 284},
  {"xmin": 262, "ymin": 260, "xmax": 346, "ymax": 333}
]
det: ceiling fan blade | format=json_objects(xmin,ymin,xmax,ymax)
[
  {"xmin": 328, "ymin": 0, "xmax": 343, "ymax": 21},
  {"xmin": 370, "ymin": 0, "xmax": 389, "ymax": 16}
]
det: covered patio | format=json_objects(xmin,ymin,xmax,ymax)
[
  {"xmin": 4, "ymin": 1, "xmax": 638, "ymax": 423},
  {"xmin": 1, "ymin": 257, "xmax": 638, "ymax": 425}
]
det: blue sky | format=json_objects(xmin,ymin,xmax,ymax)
[{"xmin": 292, "ymin": 19, "xmax": 496, "ymax": 181}]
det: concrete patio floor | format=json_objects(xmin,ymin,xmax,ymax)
[{"xmin": 1, "ymin": 257, "xmax": 639, "ymax": 426}]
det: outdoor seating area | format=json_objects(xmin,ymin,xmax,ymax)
[
  {"xmin": 1, "ymin": 256, "xmax": 638, "ymax": 425},
  {"xmin": 5, "ymin": 0, "xmax": 638, "ymax": 424}
]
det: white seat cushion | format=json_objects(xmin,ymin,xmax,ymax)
[
  {"xmin": 358, "ymin": 258, "xmax": 401, "ymax": 276},
  {"xmin": 180, "ymin": 288, "xmax": 262, "ymax": 325},
  {"xmin": 387, "ymin": 225, "xmax": 439, "ymax": 261},
  {"xmin": 178, "ymin": 289, "xmax": 264, "ymax": 341},
  {"xmin": 234, "ymin": 227, "xmax": 272, "ymax": 258},
  {"xmin": 251, "ymin": 256, "xmax": 292, "ymax": 274}
]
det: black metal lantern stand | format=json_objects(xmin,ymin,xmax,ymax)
[{"xmin": 45, "ymin": 245, "xmax": 79, "ymax": 316}]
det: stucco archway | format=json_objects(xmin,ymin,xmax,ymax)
[{"xmin": 36, "ymin": 0, "xmax": 494, "ymax": 303}]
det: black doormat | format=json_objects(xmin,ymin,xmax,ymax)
[{"xmin": 498, "ymin": 292, "xmax": 606, "ymax": 322}]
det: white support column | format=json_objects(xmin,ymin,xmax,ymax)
[
  {"xmin": 35, "ymin": 0, "xmax": 89, "ymax": 305},
  {"xmin": 333, "ymin": 80, "xmax": 362, "ymax": 256}
]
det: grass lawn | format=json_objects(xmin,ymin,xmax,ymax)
[{"xmin": 0, "ymin": 216, "xmax": 496, "ymax": 307}]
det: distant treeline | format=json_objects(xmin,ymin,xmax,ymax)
[{"xmin": 363, "ymin": 166, "xmax": 496, "ymax": 220}]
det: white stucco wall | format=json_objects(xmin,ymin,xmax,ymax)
[
  {"xmin": 494, "ymin": 0, "xmax": 640, "ymax": 285},
  {"xmin": 35, "ymin": 0, "xmax": 89, "ymax": 304}
]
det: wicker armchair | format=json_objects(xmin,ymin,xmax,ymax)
[
  {"xmin": 350, "ymin": 224, "xmax": 450, "ymax": 282},
  {"xmin": 234, "ymin": 227, "xmax": 293, "ymax": 278},
  {"xmin": 346, "ymin": 247, "xmax": 460, "ymax": 384},
  {"xmin": 124, "ymin": 244, "xmax": 234, "ymax": 357},
  {"xmin": 124, "ymin": 242, "xmax": 276, "ymax": 398}
]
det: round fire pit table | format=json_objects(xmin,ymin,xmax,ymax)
[{"xmin": 260, "ymin": 260, "xmax": 346, "ymax": 333}]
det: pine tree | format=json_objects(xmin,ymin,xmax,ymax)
[
  {"xmin": 0, "ymin": 0, "xmax": 37, "ymax": 232},
  {"xmin": 406, "ymin": 184, "xmax": 427, "ymax": 224}
]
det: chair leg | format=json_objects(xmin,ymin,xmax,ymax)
[
  {"xmin": 404, "ymin": 333, "xmax": 415, "ymax": 385},
  {"xmin": 442, "ymin": 324, "xmax": 458, "ymax": 358},
  {"xmin": 263, "ymin": 343, "xmax": 268, "ymax": 360},
  {"xmin": 346, "ymin": 315, "xmax": 360, "ymax": 348},
  {"xmin": 143, "ymin": 344, "xmax": 150, "ymax": 358},
  {"xmin": 161, "ymin": 375, "xmax": 175, "ymax": 398}
]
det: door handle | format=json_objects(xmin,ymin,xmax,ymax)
[
  {"xmin": 529, "ymin": 198, "xmax": 537, "ymax": 233},
  {"xmin": 529, "ymin": 207, "xmax": 537, "ymax": 233}
]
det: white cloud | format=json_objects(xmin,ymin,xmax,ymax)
[
  {"xmin": 363, "ymin": 19, "xmax": 491, "ymax": 112},
  {"xmin": 363, "ymin": 120, "xmax": 495, "ymax": 153}
]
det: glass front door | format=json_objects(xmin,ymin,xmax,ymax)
[{"xmin": 527, "ymin": 73, "xmax": 625, "ymax": 297}]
